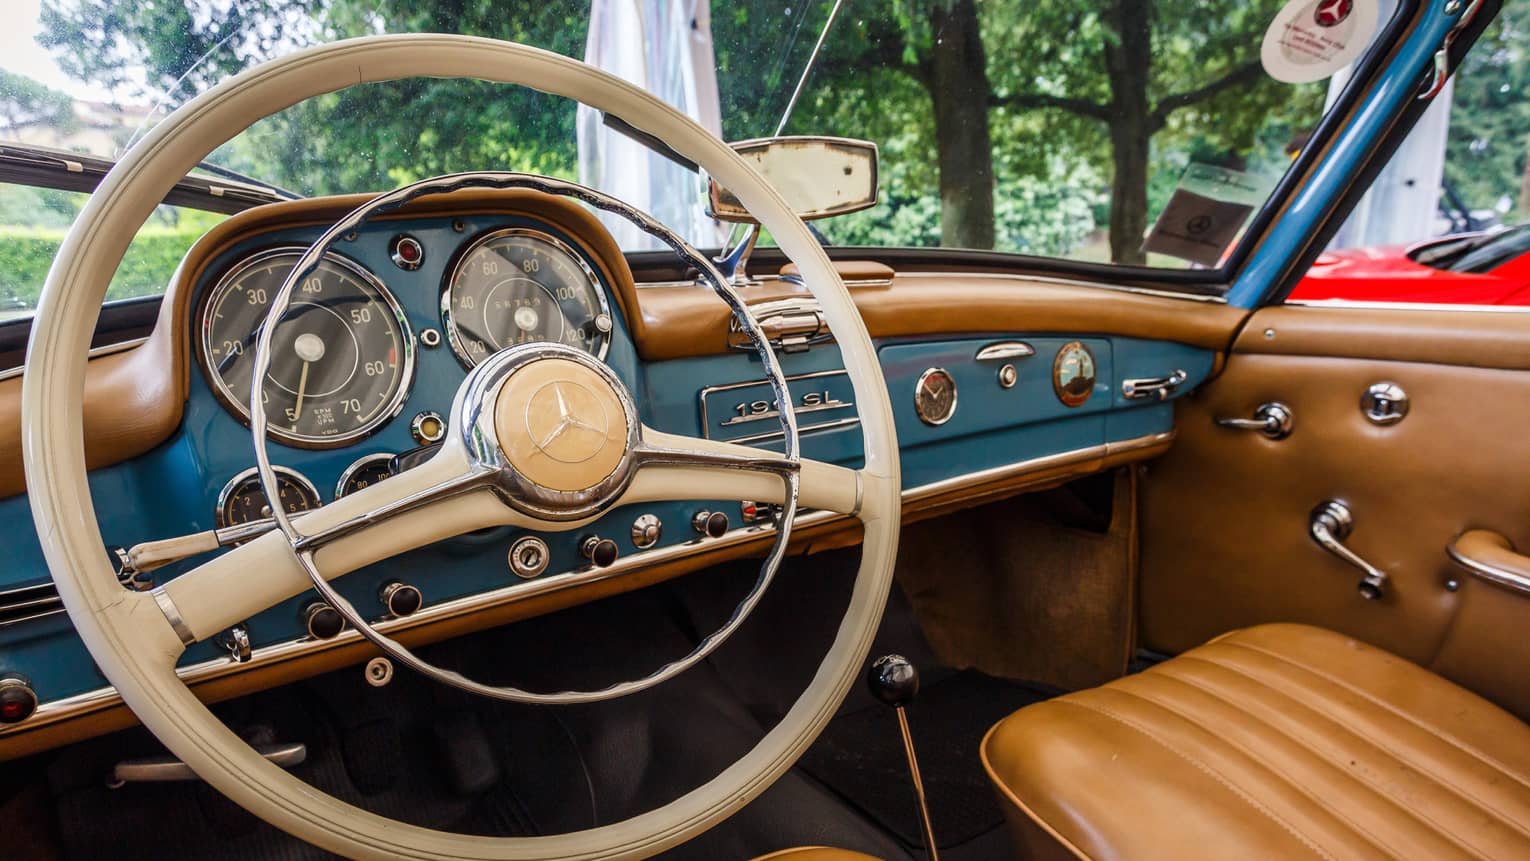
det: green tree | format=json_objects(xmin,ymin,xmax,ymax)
[{"xmin": 0, "ymin": 70, "xmax": 77, "ymax": 134}]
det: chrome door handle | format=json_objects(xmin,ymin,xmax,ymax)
[
  {"xmin": 1215, "ymin": 402, "xmax": 1293, "ymax": 439},
  {"xmin": 1310, "ymin": 501, "xmax": 1388, "ymax": 600},
  {"xmin": 1121, "ymin": 369, "xmax": 1187, "ymax": 401}
]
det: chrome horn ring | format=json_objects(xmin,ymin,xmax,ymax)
[{"xmin": 246, "ymin": 171, "xmax": 801, "ymax": 704}]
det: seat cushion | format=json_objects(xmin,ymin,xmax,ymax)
[
  {"xmin": 982, "ymin": 623, "xmax": 1530, "ymax": 860},
  {"xmin": 750, "ymin": 849, "xmax": 882, "ymax": 861}
]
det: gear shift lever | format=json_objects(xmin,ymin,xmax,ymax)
[{"xmin": 867, "ymin": 654, "xmax": 940, "ymax": 861}]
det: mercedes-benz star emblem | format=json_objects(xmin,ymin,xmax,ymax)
[{"xmin": 526, "ymin": 381, "xmax": 610, "ymax": 464}]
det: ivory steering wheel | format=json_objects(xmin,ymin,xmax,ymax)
[{"xmin": 22, "ymin": 35, "xmax": 900, "ymax": 859}]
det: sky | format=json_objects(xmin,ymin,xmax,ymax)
[{"xmin": 0, "ymin": 0, "xmax": 128, "ymax": 101}]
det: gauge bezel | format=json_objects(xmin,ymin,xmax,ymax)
[
  {"xmin": 215, "ymin": 465, "xmax": 322, "ymax": 529},
  {"xmin": 913, "ymin": 367, "xmax": 958, "ymax": 426},
  {"xmin": 440, "ymin": 226, "xmax": 613, "ymax": 369},
  {"xmin": 334, "ymin": 452, "xmax": 396, "ymax": 499},
  {"xmin": 1052, "ymin": 340, "xmax": 1097, "ymax": 408},
  {"xmin": 196, "ymin": 245, "xmax": 417, "ymax": 450}
]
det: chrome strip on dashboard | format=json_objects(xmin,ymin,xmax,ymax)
[
  {"xmin": 0, "ymin": 429, "xmax": 1175, "ymax": 740},
  {"xmin": 0, "ymin": 336, "xmax": 149, "ymax": 383}
]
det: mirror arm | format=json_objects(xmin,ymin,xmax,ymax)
[{"xmin": 716, "ymin": 223, "xmax": 761, "ymax": 287}]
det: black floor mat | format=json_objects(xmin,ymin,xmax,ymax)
[{"xmin": 796, "ymin": 669, "xmax": 1048, "ymax": 851}]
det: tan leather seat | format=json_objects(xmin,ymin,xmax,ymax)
[
  {"xmin": 750, "ymin": 849, "xmax": 881, "ymax": 860},
  {"xmin": 983, "ymin": 623, "xmax": 1530, "ymax": 860}
]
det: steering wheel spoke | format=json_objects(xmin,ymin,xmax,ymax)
[
  {"xmin": 629, "ymin": 426, "xmax": 861, "ymax": 515},
  {"xmin": 156, "ymin": 440, "xmax": 529, "ymax": 645}
]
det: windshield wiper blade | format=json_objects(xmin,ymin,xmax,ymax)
[
  {"xmin": 0, "ymin": 142, "xmax": 294, "ymax": 214},
  {"xmin": 192, "ymin": 160, "xmax": 300, "ymax": 201}
]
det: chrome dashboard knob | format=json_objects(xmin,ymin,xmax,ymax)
[
  {"xmin": 579, "ymin": 535, "xmax": 619, "ymax": 568},
  {"xmin": 692, "ymin": 510, "xmax": 729, "ymax": 539}
]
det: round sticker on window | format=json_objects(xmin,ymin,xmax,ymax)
[{"xmin": 1261, "ymin": 0, "xmax": 1379, "ymax": 84}]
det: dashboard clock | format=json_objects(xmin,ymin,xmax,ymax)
[
  {"xmin": 1053, "ymin": 341, "xmax": 1097, "ymax": 407},
  {"xmin": 914, "ymin": 367, "xmax": 958, "ymax": 426}
]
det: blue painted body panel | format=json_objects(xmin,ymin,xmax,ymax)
[
  {"xmin": 1228, "ymin": 1, "xmax": 1457, "ymax": 308},
  {"xmin": 0, "ymin": 212, "xmax": 1215, "ymax": 705}
]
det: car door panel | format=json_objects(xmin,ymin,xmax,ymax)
[{"xmin": 1140, "ymin": 304, "xmax": 1530, "ymax": 719}]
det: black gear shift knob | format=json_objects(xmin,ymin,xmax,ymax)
[{"xmin": 866, "ymin": 654, "xmax": 920, "ymax": 708}]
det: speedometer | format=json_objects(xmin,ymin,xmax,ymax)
[
  {"xmin": 442, "ymin": 227, "xmax": 612, "ymax": 367},
  {"xmin": 198, "ymin": 248, "xmax": 414, "ymax": 448}
]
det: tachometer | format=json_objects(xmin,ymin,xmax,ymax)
[
  {"xmin": 442, "ymin": 227, "xmax": 612, "ymax": 367},
  {"xmin": 199, "ymin": 248, "xmax": 414, "ymax": 448}
]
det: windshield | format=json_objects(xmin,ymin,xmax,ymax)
[{"xmin": 1, "ymin": 0, "xmax": 1365, "ymax": 282}]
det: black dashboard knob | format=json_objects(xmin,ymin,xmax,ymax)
[
  {"xmin": 0, "ymin": 674, "xmax": 37, "ymax": 724},
  {"xmin": 380, "ymin": 581, "xmax": 423, "ymax": 617},
  {"xmin": 303, "ymin": 602, "xmax": 345, "ymax": 640},
  {"xmin": 579, "ymin": 535, "xmax": 619, "ymax": 568},
  {"xmin": 692, "ymin": 510, "xmax": 729, "ymax": 539},
  {"xmin": 866, "ymin": 654, "xmax": 920, "ymax": 709}
]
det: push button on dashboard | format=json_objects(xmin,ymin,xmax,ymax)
[{"xmin": 0, "ymin": 674, "xmax": 37, "ymax": 724}]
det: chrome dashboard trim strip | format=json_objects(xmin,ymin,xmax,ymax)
[
  {"xmin": 0, "ymin": 429, "xmax": 1175, "ymax": 741},
  {"xmin": 0, "ymin": 337, "xmax": 149, "ymax": 383}
]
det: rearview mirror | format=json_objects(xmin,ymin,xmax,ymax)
[{"xmin": 707, "ymin": 136, "xmax": 879, "ymax": 223}]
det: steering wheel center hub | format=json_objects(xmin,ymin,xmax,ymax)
[{"xmin": 495, "ymin": 357, "xmax": 629, "ymax": 490}]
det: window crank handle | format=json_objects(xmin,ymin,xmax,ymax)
[
  {"xmin": 1215, "ymin": 402, "xmax": 1294, "ymax": 440},
  {"xmin": 1309, "ymin": 501, "xmax": 1388, "ymax": 600}
]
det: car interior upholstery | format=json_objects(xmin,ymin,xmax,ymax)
[{"xmin": 1, "ymin": 1, "xmax": 1529, "ymax": 859}]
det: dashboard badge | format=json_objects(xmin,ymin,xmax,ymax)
[
  {"xmin": 1053, "ymin": 341, "xmax": 1097, "ymax": 407},
  {"xmin": 913, "ymin": 367, "xmax": 957, "ymax": 426}
]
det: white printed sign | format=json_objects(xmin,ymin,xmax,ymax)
[{"xmin": 1261, "ymin": 0, "xmax": 1380, "ymax": 84}]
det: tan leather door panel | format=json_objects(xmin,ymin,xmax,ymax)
[{"xmin": 1140, "ymin": 306, "xmax": 1530, "ymax": 719}]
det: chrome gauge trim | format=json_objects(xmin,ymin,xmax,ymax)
[
  {"xmin": 215, "ymin": 465, "xmax": 321, "ymax": 530},
  {"xmin": 0, "ymin": 430, "xmax": 1175, "ymax": 741},
  {"xmin": 440, "ymin": 226, "xmax": 613, "ymax": 369},
  {"xmin": 196, "ymin": 246, "xmax": 417, "ymax": 450},
  {"xmin": 913, "ymin": 367, "xmax": 958, "ymax": 427},
  {"xmin": 334, "ymin": 452, "xmax": 397, "ymax": 499}
]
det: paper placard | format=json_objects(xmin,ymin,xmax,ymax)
[
  {"xmin": 1142, "ymin": 163, "xmax": 1270, "ymax": 267},
  {"xmin": 1261, "ymin": 0, "xmax": 1380, "ymax": 84}
]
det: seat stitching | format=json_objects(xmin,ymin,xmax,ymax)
[
  {"xmin": 1219, "ymin": 641, "xmax": 1530, "ymax": 793},
  {"xmin": 1177, "ymin": 654, "xmax": 1530, "ymax": 844},
  {"xmin": 1054, "ymin": 698, "xmax": 1338, "ymax": 861},
  {"xmin": 1149, "ymin": 664, "xmax": 1497, "ymax": 859}
]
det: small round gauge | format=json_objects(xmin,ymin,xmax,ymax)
[
  {"xmin": 199, "ymin": 248, "xmax": 414, "ymax": 449},
  {"xmin": 336, "ymin": 452, "xmax": 396, "ymax": 498},
  {"xmin": 1053, "ymin": 341, "xmax": 1097, "ymax": 407},
  {"xmin": 914, "ymin": 367, "xmax": 958, "ymax": 426},
  {"xmin": 442, "ymin": 227, "xmax": 612, "ymax": 367},
  {"xmin": 216, "ymin": 466, "xmax": 322, "ymax": 529}
]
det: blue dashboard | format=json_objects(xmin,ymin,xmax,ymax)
[{"xmin": 0, "ymin": 204, "xmax": 1214, "ymax": 723}]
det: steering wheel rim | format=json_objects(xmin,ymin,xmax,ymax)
[{"xmin": 23, "ymin": 35, "xmax": 901, "ymax": 860}]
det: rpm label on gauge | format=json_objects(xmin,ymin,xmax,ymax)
[
  {"xmin": 442, "ymin": 228, "xmax": 612, "ymax": 368},
  {"xmin": 199, "ymin": 248, "xmax": 415, "ymax": 448}
]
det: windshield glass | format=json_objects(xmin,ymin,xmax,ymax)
[{"xmin": 1, "ymin": 0, "xmax": 1374, "ymax": 283}]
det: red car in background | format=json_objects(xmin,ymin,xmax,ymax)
[{"xmin": 1288, "ymin": 225, "xmax": 1530, "ymax": 305}]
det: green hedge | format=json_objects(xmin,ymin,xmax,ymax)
[{"xmin": 0, "ymin": 226, "xmax": 206, "ymax": 311}]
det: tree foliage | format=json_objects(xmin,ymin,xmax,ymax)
[
  {"xmin": 32, "ymin": 0, "xmax": 1330, "ymax": 263},
  {"xmin": 0, "ymin": 70, "xmax": 77, "ymax": 133}
]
